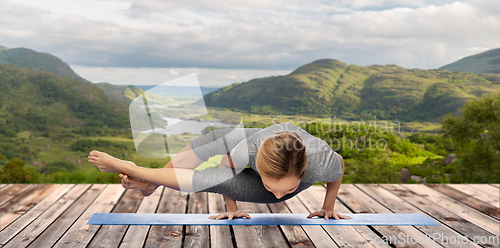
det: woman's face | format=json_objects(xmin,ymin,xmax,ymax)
[{"xmin": 261, "ymin": 175, "xmax": 301, "ymax": 199}]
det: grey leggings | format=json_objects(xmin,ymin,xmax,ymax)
[{"xmin": 192, "ymin": 167, "xmax": 314, "ymax": 204}]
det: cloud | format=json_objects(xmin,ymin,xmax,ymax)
[
  {"xmin": 0, "ymin": 0, "xmax": 499, "ymax": 72},
  {"xmin": 71, "ymin": 65, "xmax": 291, "ymax": 86},
  {"xmin": 128, "ymin": 0, "xmax": 284, "ymax": 15}
]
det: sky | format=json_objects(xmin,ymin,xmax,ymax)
[{"xmin": 1, "ymin": 0, "xmax": 499, "ymax": 86}]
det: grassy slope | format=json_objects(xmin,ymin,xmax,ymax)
[
  {"xmin": 205, "ymin": 59, "xmax": 500, "ymax": 122},
  {"xmin": 95, "ymin": 83, "xmax": 146, "ymax": 104},
  {"xmin": 0, "ymin": 65, "xmax": 129, "ymax": 135},
  {"xmin": 0, "ymin": 46, "xmax": 90, "ymax": 83},
  {"xmin": 440, "ymin": 48, "xmax": 500, "ymax": 74}
]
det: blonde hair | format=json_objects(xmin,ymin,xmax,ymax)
[{"xmin": 256, "ymin": 131, "xmax": 307, "ymax": 179}]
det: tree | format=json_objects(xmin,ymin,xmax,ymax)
[
  {"xmin": 441, "ymin": 94, "xmax": 500, "ymax": 183},
  {"xmin": 0, "ymin": 157, "xmax": 40, "ymax": 183}
]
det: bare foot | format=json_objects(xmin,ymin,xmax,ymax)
[
  {"xmin": 119, "ymin": 173, "xmax": 159, "ymax": 196},
  {"xmin": 87, "ymin": 150, "xmax": 130, "ymax": 173}
]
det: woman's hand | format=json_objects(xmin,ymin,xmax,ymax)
[
  {"xmin": 209, "ymin": 211, "xmax": 251, "ymax": 220},
  {"xmin": 307, "ymin": 209, "xmax": 352, "ymax": 220}
]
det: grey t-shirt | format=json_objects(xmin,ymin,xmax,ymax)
[{"xmin": 189, "ymin": 123, "xmax": 343, "ymax": 183}]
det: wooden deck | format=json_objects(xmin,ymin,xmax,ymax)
[{"xmin": 0, "ymin": 184, "xmax": 498, "ymax": 248}]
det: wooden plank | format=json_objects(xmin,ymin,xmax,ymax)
[
  {"xmin": 231, "ymin": 201, "xmax": 289, "ymax": 248},
  {"xmin": 267, "ymin": 200, "xmax": 315, "ymax": 248},
  {"xmin": 144, "ymin": 187, "xmax": 187, "ymax": 248},
  {"xmin": 27, "ymin": 184, "xmax": 107, "ymax": 248},
  {"xmin": 2, "ymin": 184, "xmax": 91, "ymax": 248},
  {"xmin": 381, "ymin": 184, "xmax": 499, "ymax": 248},
  {"xmin": 336, "ymin": 184, "xmax": 440, "ymax": 248},
  {"xmin": 0, "ymin": 184, "xmax": 75, "ymax": 245},
  {"xmin": 52, "ymin": 184, "xmax": 125, "ymax": 247},
  {"xmin": 403, "ymin": 184, "xmax": 500, "ymax": 236},
  {"xmin": 0, "ymin": 184, "xmax": 60, "ymax": 230},
  {"xmin": 0, "ymin": 184, "xmax": 7, "ymax": 190},
  {"xmin": 0, "ymin": 184, "xmax": 35, "ymax": 206},
  {"xmin": 357, "ymin": 184, "xmax": 482, "ymax": 248},
  {"xmin": 300, "ymin": 186, "xmax": 391, "ymax": 248},
  {"xmin": 467, "ymin": 184, "xmax": 500, "ymax": 198},
  {"xmin": 426, "ymin": 184, "xmax": 499, "ymax": 220},
  {"xmin": 207, "ymin": 193, "xmax": 233, "ymax": 248},
  {"xmin": 490, "ymin": 184, "xmax": 499, "ymax": 188},
  {"xmin": 120, "ymin": 187, "xmax": 163, "ymax": 248},
  {"xmin": 87, "ymin": 189, "xmax": 144, "ymax": 248},
  {"xmin": 184, "ymin": 192, "xmax": 210, "ymax": 248},
  {"xmin": 447, "ymin": 184, "xmax": 500, "ymax": 209}
]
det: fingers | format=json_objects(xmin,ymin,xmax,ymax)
[
  {"xmin": 332, "ymin": 213, "xmax": 340, "ymax": 220},
  {"xmin": 209, "ymin": 214, "xmax": 224, "ymax": 220},
  {"xmin": 338, "ymin": 214, "xmax": 352, "ymax": 220},
  {"xmin": 307, "ymin": 213, "xmax": 317, "ymax": 218},
  {"xmin": 209, "ymin": 212, "xmax": 250, "ymax": 220},
  {"xmin": 216, "ymin": 214, "xmax": 227, "ymax": 220},
  {"xmin": 307, "ymin": 210, "xmax": 346, "ymax": 220}
]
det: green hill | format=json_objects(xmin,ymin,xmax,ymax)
[
  {"xmin": 204, "ymin": 59, "xmax": 500, "ymax": 121},
  {"xmin": 439, "ymin": 48, "xmax": 500, "ymax": 74},
  {"xmin": 0, "ymin": 46, "xmax": 90, "ymax": 83},
  {"xmin": 95, "ymin": 83, "xmax": 145, "ymax": 104},
  {"xmin": 0, "ymin": 65, "xmax": 129, "ymax": 137}
]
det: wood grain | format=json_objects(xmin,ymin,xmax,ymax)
[
  {"xmin": 184, "ymin": 192, "xmax": 210, "ymax": 248},
  {"xmin": 119, "ymin": 187, "xmax": 163, "ymax": 248},
  {"xmin": 357, "ymin": 184, "xmax": 482, "ymax": 248},
  {"xmin": 143, "ymin": 187, "xmax": 187, "ymax": 248},
  {"xmin": 382, "ymin": 184, "xmax": 498, "ymax": 247},
  {"xmin": 268, "ymin": 200, "xmax": 315, "ymax": 248},
  {"xmin": 27, "ymin": 184, "xmax": 107, "ymax": 248},
  {"xmin": 447, "ymin": 184, "xmax": 500, "ymax": 209},
  {"xmin": 404, "ymin": 184, "xmax": 499, "ymax": 236},
  {"xmin": 0, "ymin": 184, "xmax": 75, "ymax": 246},
  {"xmin": 207, "ymin": 193, "xmax": 233, "ymax": 248},
  {"xmin": 0, "ymin": 184, "xmax": 34, "ymax": 206},
  {"xmin": 0, "ymin": 183, "xmax": 496, "ymax": 248},
  {"xmin": 1, "ymin": 184, "xmax": 60, "ymax": 230},
  {"xmin": 336, "ymin": 184, "xmax": 440, "ymax": 248},
  {"xmin": 467, "ymin": 184, "xmax": 500, "ymax": 198},
  {"xmin": 87, "ymin": 189, "xmax": 144, "ymax": 248},
  {"xmin": 427, "ymin": 184, "xmax": 499, "ymax": 219},
  {"xmin": 52, "ymin": 184, "xmax": 125, "ymax": 247},
  {"xmin": 301, "ymin": 186, "xmax": 390, "ymax": 248},
  {"xmin": 231, "ymin": 200, "xmax": 289, "ymax": 248},
  {"xmin": 2, "ymin": 184, "xmax": 90, "ymax": 248}
]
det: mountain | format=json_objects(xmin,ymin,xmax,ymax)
[
  {"xmin": 95, "ymin": 83, "xmax": 146, "ymax": 104},
  {"xmin": 0, "ymin": 65, "xmax": 129, "ymax": 137},
  {"xmin": 136, "ymin": 85, "xmax": 220, "ymax": 96},
  {"xmin": 95, "ymin": 84, "xmax": 220, "ymax": 104},
  {"xmin": 440, "ymin": 48, "xmax": 500, "ymax": 74},
  {"xmin": 0, "ymin": 46, "xmax": 90, "ymax": 83},
  {"xmin": 204, "ymin": 59, "xmax": 500, "ymax": 121}
]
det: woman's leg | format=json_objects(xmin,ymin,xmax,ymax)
[
  {"xmin": 88, "ymin": 150, "xmax": 195, "ymax": 192},
  {"xmin": 193, "ymin": 167, "xmax": 314, "ymax": 204}
]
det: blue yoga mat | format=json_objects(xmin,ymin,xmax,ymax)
[{"xmin": 87, "ymin": 213, "xmax": 439, "ymax": 226}]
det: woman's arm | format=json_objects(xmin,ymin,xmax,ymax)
[
  {"xmin": 307, "ymin": 154, "xmax": 352, "ymax": 220},
  {"xmin": 207, "ymin": 153, "xmax": 251, "ymax": 220},
  {"xmin": 209, "ymin": 195, "xmax": 251, "ymax": 220}
]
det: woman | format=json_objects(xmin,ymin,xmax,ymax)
[{"xmin": 88, "ymin": 123, "xmax": 351, "ymax": 220}]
